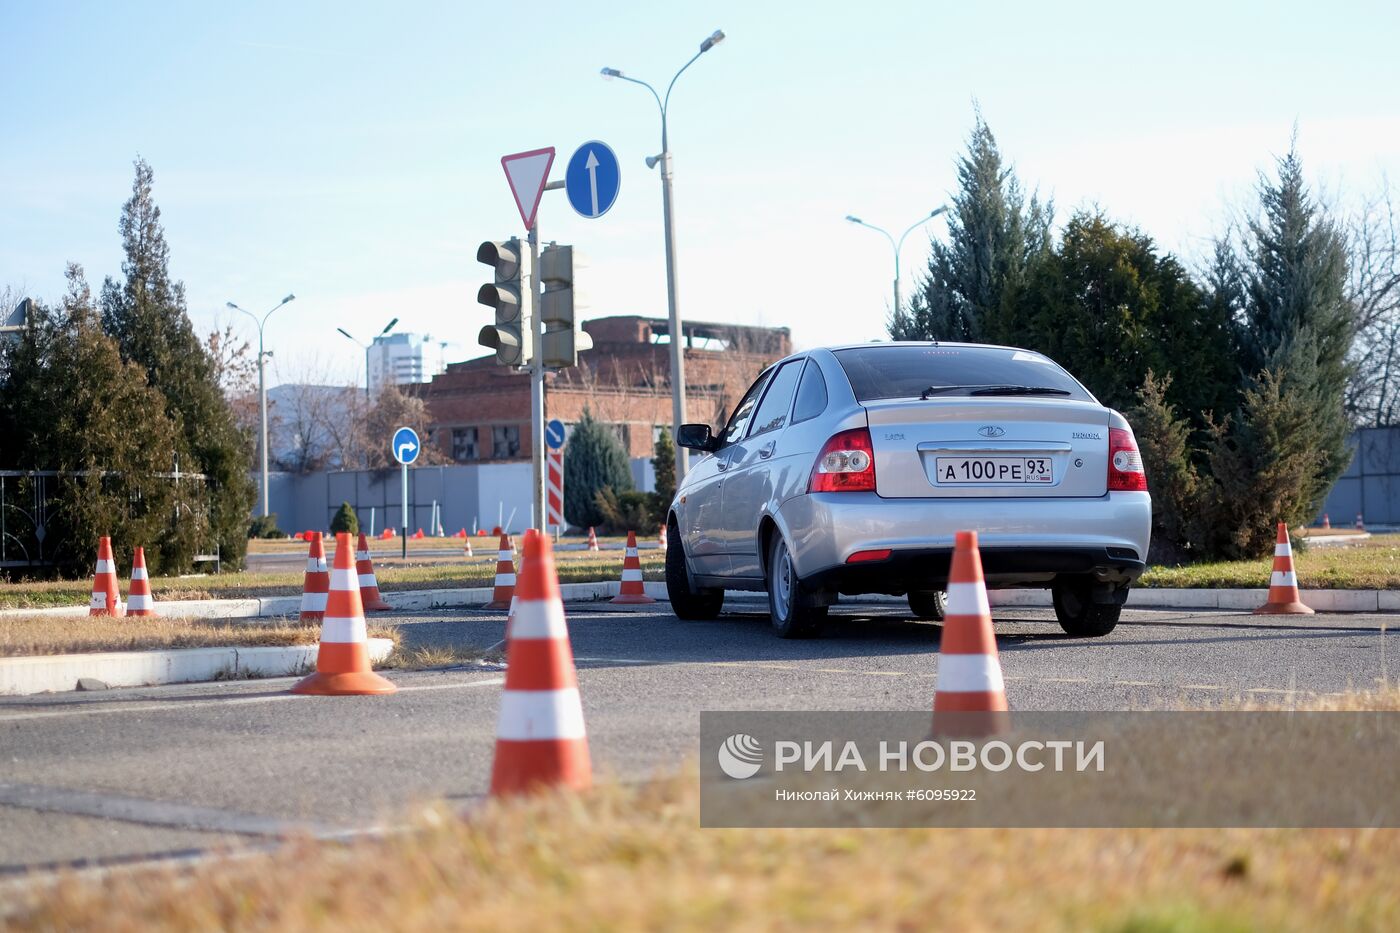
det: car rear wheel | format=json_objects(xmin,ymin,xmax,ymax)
[
  {"xmin": 1052, "ymin": 579, "xmax": 1121, "ymax": 637},
  {"xmin": 767, "ymin": 534, "xmax": 827, "ymax": 638},
  {"xmin": 908, "ymin": 590, "xmax": 947, "ymax": 621},
  {"xmin": 665, "ymin": 518, "xmax": 723, "ymax": 620}
]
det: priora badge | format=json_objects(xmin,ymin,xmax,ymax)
[{"xmin": 978, "ymin": 425, "xmax": 1006, "ymax": 438}]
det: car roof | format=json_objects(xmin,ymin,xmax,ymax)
[{"xmin": 816, "ymin": 341, "xmax": 1033, "ymax": 354}]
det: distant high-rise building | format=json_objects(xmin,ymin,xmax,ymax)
[{"xmin": 369, "ymin": 332, "xmax": 429, "ymax": 390}]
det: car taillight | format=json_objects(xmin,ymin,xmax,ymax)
[
  {"xmin": 1108, "ymin": 427, "xmax": 1147, "ymax": 491},
  {"xmin": 809, "ymin": 427, "xmax": 876, "ymax": 493}
]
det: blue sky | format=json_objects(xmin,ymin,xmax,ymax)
[{"xmin": 4, "ymin": 0, "xmax": 1398, "ymax": 387}]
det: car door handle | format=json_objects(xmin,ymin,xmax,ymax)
[
  {"xmin": 757, "ymin": 441, "xmax": 776, "ymax": 459},
  {"xmin": 716, "ymin": 456, "xmax": 731, "ymax": 472}
]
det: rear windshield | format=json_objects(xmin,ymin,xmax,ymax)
[{"xmin": 832, "ymin": 345, "xmax": 1094, "ymax": 402}]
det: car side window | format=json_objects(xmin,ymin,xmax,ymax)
[
  {"xmin": 721, "ymin": 370, "xmax": 772, "ymax": 445},
  {"xmin": 747, "ymin": 359, "xmax": 804, "ymax": 438},
  {"xmin": 791, "ymin": 359, "xmax": 828, "ymax": 425}
]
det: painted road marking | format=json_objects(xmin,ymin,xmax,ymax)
[
  {"xmin": 0, "ymin": 677, "xmax": 505, "ymax": 723},
  {"xmin": 0, "ymin": 782, "xmax": 342, "ymax": 838}
]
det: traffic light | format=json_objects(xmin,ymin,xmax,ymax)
[
  {"xmin": 538, "ymin": 243, "xmax": 593, "ymax": 368},
  {"xmin": 476, "ymin": 238, "xmax": 531, "ymax": 367}
]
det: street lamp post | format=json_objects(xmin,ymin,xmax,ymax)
[
  {"xmin": 227, "ymin": 294, "xmax": 296, "ymax": 518},
  {"xmin": 337, "ymin": 318, "xmax": 399, "ymax": 401},
  {"xmin": 601, "ymin": 28, "xmax": 725, "ymax": 485},
  {"xmin": 845, "ymin": 207, "xmax": 950, "ymax": 320}
]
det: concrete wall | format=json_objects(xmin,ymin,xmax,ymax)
[{"xmin": 254, "ymin": 459, "xmax": 655, "ymax": 536}]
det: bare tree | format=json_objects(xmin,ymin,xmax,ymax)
[{"xmin": 1345, "ymin": 183, "xmax": 1400, "ymax": 426}]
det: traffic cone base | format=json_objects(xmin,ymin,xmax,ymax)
[
  {"xmin": 292, "ymin": 533, "xmax": 396, "ymax": 696},
  {"xmin": 1254, "ymin": 523, "xmax": 1314, "ymax": 615},
  {"xmin": 932, "ymin": 531, "xmax": 1009, "ymax": 736},
  {"xmin": 611, "ymin": 530, "xmax": 655, "ymax": 604}
]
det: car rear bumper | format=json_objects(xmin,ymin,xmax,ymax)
[{"xmin": 777, "ymin": 490, "xmax": 1151, "ymax": 593}]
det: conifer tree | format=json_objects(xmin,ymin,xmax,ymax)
[
  {"xmin": 99, "ymin": 159, "xmax": 254, "ymax": 569},
  {"xmin": 563, "ymin": 411, "xmax": 633, "ymax": 529}
]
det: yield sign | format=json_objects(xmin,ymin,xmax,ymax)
[{"xmin": 500, "ymin": 147, "xmax": 555, "ymax": 230}]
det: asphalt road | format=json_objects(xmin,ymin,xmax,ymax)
[{"xmin": 0, "ymin": 601, "xmax": 1394, "ymax": 872}]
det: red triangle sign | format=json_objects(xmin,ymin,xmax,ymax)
[{"xmin": 501, "ymin": 147, "xmax": 555, "ymax": 230}]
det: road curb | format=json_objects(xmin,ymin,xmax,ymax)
[
  {"xmin": 0, "ymin": 638, "xmax": 396, "ymax": 696},
  {"xmin": 2, "ymin": 582, "xmax": 1393, "ymax": 621}
]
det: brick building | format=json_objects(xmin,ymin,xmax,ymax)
[{"xmin": 419, "ymin": 316, "xmax": 790, "ymax": 462}]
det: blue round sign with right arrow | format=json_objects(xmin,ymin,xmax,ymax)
[
  {"xmin": 392, "ymin": 426, "xmax": 420, "ymax": 465},
  {"xmin": 565, "ymin": 141, "xmax": 621, "ymax": 219}
]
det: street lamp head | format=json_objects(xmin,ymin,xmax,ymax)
[
  {"xmin": 380, "ymin": 317, "xmax": 399, "ymax": 336},
  {"xmin": 700, "ymin": 29, "xmax": 725, "ymax": 53},
  {"xmin": 845, "ymin": 215, "xmax": 862, "ymax": 224},
  {"xmin": 336, "ymin": 327, "xmax": 356, "ymax": 342},
  {"xmin": 225, "ymin": 301, "xmax": 240, "ymax": 310},
  {"xmin": 281, "ymin": 293, "xmax": 296, "ymax": 304},
  {"xmin": 929, "ymin": 206, "xmax": 950, "ymax": 219},
  {"xmin": 600, "ymin": 67, "xmax": 622, "ymax": 79}
]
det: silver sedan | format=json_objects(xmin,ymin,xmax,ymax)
[{"xmin": 665, "ymin": 342, "xmax": 1151, "ymax": 638}]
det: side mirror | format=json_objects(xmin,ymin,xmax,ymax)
[{"xmin": 676, "ymin": 423, "xmax": 719, "ymax": 452}]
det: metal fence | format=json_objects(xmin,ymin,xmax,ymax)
[
  {"xmin": 1318, "ymin": 427, "xmax": 1400, "ymax": 527},
  {"xmin": 0, "ymin": 469, "xmax": 208, "ymax": 569}
]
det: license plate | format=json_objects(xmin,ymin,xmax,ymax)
[{"xmin": 935, "ymin": 456, "xmax": 1053, "ymax": 484}]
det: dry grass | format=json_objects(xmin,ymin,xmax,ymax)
[
  {"xmin": 0, "ymin": 616, "xmax": 401, "ymax": 658},
  {"xmin": 379, "ymin": 644, "xmax": 499, "ymax": 670},
  {"xmin": 6, "ymin": 780, "xmax": 1397, "ymax": 931},
  {"xmin": 0, "ymin": 548, "xmax": 664, "ymax": 610},
  {"xmin": 6, "ymin": 691, "xmax": 1400, "ymax": 931}
]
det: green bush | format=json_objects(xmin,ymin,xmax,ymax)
[
  {"xmin": 330, "ymin": 501, "xmax": 360, "ymax": 536},
  {"xmin": 594, "ymin": 486, "xmax": 655, "ymax": 536},
  {"xmin": 248, "ymin": 514, "xmax": 286, "ymax": 539}
]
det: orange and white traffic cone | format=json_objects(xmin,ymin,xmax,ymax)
[
  {"xmin": 610, "ymin": 531, "xmax": 655, "ymax": 604},
  {"xmin": 291, "ymin": 532, "xmax": 397, "ymax": 696},
  {"xmin": 1356, "ymin": 513, "xmax": 1366, "ymax": 531},
  {"xmin": 586, "ymin": 526, "xmax": 599, "ymax": 552},
  {"xmin": 484, "ymin": 534, "xmax": 516, "ymax": 610},
  {"xmin": 355, "ymin": 532, "xmax": 392, "ymax": 611},
  {"xmin": 88, "ymin": 536, "xmax": 124, "ymax": 617},
  {"xmin": 300, "ymin": 532, "xmax": 330, "ymax": 622},
  {"xmin": 1322, "ymin": 513, "xmax": 1331, "ymax": 529},
  {"xmin": 658, "ymin": 524, "xmax": 668, "ymax": 549},
  {"xmin": 490, "ymin": 532, "xmax": 591, "ymax": 796},
  {"xmin": 1254, "ymin": 523, "xmax": 1313, "ymax": 615},
  {"xmin": 125, "ymin": 546, "xmax": 157, "ymax": 617},
  {"xmin": 932, "ymin": 531, "xmax": 1008, "ymax": 736},
  {"xmin": 463, "ymin": 538, "xmax": 474, "ymax": 558}
]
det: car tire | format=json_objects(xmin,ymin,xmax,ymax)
[
  {"xmin": 1052, "ymin": 580, "xmax": 1121, "ymax": 637},
  {"xmin": 665, "ymin": 518, "xmax": 723, "ymax": 620},
  {"xmin": 908, "ymin": 590, "xmax": 947, "ymax": 621},
  {"xmin": 767, "ymin": 534, "xmax": 827, "ymax": 638}
]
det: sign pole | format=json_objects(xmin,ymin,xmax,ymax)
[
  {"xmin": 528, "ymin": 222, "xmax": 546, "ymax": 535},
  {"xmin": 400, "ymin": 461, "xmax": 408, "ymax": 559}
]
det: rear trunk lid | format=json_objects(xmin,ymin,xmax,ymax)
[{"xmin": 864, "ymin": 398, "xmax": 1110, "ymax": 498}]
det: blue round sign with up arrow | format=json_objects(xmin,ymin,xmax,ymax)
[
  {"xmin": 565, "ymin": 141, "xmax": 621, "ymax": 219},
  {"xmin": 392, "ymin": 426, "xmax": 420, "ymax": 465}
]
